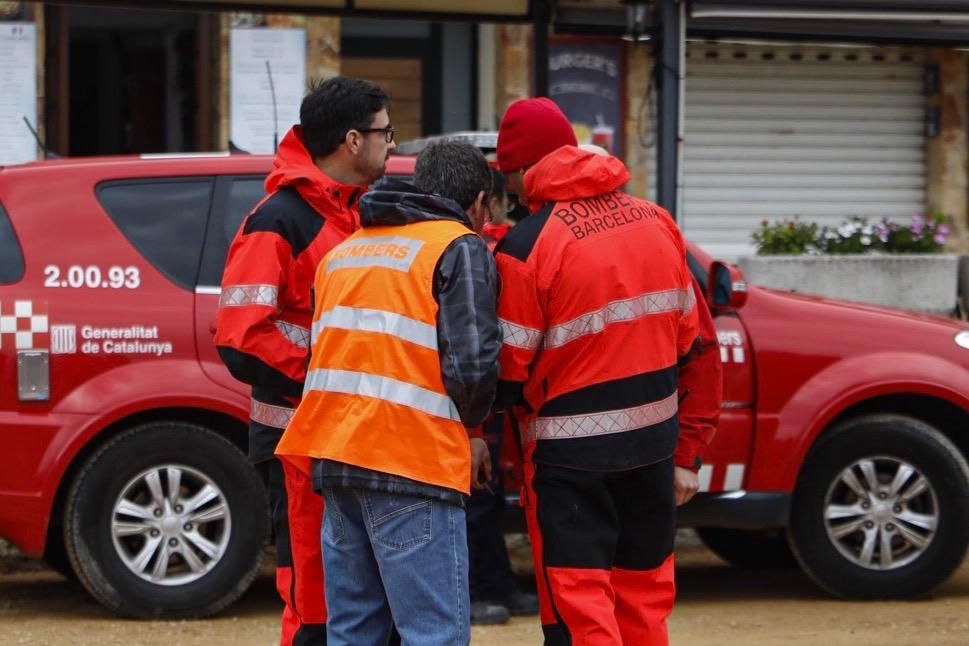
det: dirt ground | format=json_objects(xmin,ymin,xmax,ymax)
[{"xmin": 2, "ymin": 532, "xmax": 968, "ymax": 645}]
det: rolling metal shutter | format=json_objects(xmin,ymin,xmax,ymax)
[{"xmin": 680, "ymin": 43, "xmax": 927, "ymax": 260}]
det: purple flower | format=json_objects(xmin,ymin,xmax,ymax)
[
  {"xmin": 876, "ymin": 223, "xmax": 890, "ymax": 243},
  {"xmin": 939, "ymin": 224, "xmax": 952, "ymax": 236},
  {"xmin": 934, "ymin": 233, "xmax": 946, "ymax": 245},
  {"xmin": 911, "ymin": 214, "xmax": 924, "ymax": 234}
]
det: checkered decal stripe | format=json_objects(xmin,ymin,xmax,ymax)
[
  {"xmin": 526, "ymin": 392, "xmax": 679, "ymax": 442},
  {"xmin": 0, "ymin": 301, "xmax": 49, "ymax": 350}
]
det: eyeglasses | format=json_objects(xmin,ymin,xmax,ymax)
[{"xmin": 357, "ymin": 126, "xmax": 395, "ymax": 143}]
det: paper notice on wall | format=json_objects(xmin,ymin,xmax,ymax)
[
  {"xmin": 0, "ymin": 23, "xmax": 38, "ymax": 165},
  {"xmin": 230, "ymin": 28, "xmax": 306, "ymax": 155}
]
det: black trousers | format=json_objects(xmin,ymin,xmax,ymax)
[
  {"xmin": 467, "ymin": 414, "xmax": 519, "ymax": 601},
  {"xmin": 525, "ymin": 454, "xmax": 677, "ymax": 645}
]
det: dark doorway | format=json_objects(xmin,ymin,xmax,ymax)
[{"xmin": 66, "ymin": 6, "xmax": 200, "ymax": 155}]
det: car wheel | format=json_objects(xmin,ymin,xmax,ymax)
[
  {"xmin": 63, "ymin": 422, "xmax": 268, "ymax": 618},
  {"xmin": 43, "ymin": 532, "xmax": 77, "ymax": 580},
  {"xmin": 788, "ymin": 414, "xmax": 969, "ymax": 599},
  {"xmin": 695, "ymin": 527, "xmax": 797, "ymax": 569}
]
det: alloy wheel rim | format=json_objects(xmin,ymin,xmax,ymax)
[
  {"xmin": 110, "ymin": 464, "xmax": 231, "ymax": 586},
  {"xmin": 823, "ymin": 456, "xmax": 938, "ymax": 571}
]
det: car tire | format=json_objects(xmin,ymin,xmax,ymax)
[
  {"xmin": 63, "ymin": 422, "xmax": 268, "ymax": 618},
  {"xmin": 696, "ymin": 528, "xmax": 797, "ymax": 569},
  {"xmin": 788, "ymin": 414, "xmax": 969, "ymax": 599},
  {"xmin": 43, "ymin": 532, "xmax": 77, "ymax": 580}
]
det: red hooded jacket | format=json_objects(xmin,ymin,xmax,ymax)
[
  {"xmin": 215, "ymin": 126, "xmax": 362, "ymax": 461},
  {"xmin": 494, "ymin": 146, "xmax": 720, "ymax": 471},
  {"xmin": 483, "ymin": 222, "xmax": 513, "ymax": 252}
]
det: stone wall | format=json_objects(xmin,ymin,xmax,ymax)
[{"xmin": 927, "ymin": 48, "xmax": 969, "ymax": 253}]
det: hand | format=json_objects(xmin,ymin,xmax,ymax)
[
  {"xmin": 674, "ymin": 466, "xmax": 699, "ymax": 506},
  {"xmin": 470, "ymin": 438, "xmax": 492, "ymax": 490}
]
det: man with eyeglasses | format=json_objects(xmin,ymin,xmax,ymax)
[
  {"xmin": 277, "ymin": 139, "xmax": 500, "ymax": 645},
  {"xmin": 215, "ymin": 76, "xmax": 396, "ymax": 646}
]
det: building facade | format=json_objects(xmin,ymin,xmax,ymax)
[{"xmin": 2, "ymin": 0, "xmax": 967, "ymax": 255}]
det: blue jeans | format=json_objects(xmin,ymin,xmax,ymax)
[{"xmin": 321, "ymin": 488, "xmax": 470, "ymax": 646}]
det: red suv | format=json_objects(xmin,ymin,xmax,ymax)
[{"xmin": 1, "ymin": 152, "xmax": 967, "ymax": 618}]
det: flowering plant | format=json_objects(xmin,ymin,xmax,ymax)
[
  {"xmin": 751, "ymin": 218, "xmax": 818, "ymax": 255},
  {"xmin": 752, "ymin": 212, "xmax": 951, "ymax": 255}
]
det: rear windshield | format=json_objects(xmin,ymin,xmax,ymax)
[
  {"xmin": 0, "ymin": 202, "xmax": 25, "ymax": 284},
  {"xmin": 97, "ymin": 178, "xmax": 213, "ymax": 289}
]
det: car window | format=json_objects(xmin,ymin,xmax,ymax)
[
  {"xmin": 687, "ymin": 252, "xmax": 708, "ymax": 294},
  {"xmin": 0, "ymin": 202, "xmax": 25, "ymax": 284},
  {"xmin": 197, "ymin": 173, "xmax": 412, "ymax": 288},
  {"xmin": 223, "ymin": 178, "xmax": 265, "ymax": 243},
  {"xmin": 198, "ymin": 176, "xmax": 265, "ymax": 287},
  {"xmin": 97, "ymin": 179, "xmax": 214, "ymax": 289}
]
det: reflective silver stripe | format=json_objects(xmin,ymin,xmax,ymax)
[
  {"xmin": 275, "ymin": 320, "xmax": 310, "ymax": 349},
  {"xmin": 220, "ymin": 284, "xmax": 278, "ymax": 308},
  {"xmin": 527, "ymin": 392, "xmax": 678, "ymax": 442},
  {"xmin": 311, "ymin": 306, "xmax": 437, "ymax": 350},
  {"xmin": 304, "ymin": 368, "xmax": 460, "ymax": 421},
  {"xmin": 545, "ymin": 288, "xmax": 692, "ymax": 349},
  {"xmin": 499, "ymin": 318, "xmax": 543, "ymax": 351},
  {"xmin": 326, "ymin": 237, "xmax": 424, "ymax": 273},
  {"xmin": 681, "ymin": 282, "xmax": 697, "ymax": 318},
  {"xmin": 250, "ymin": 400, "xmax": 295, "ymax": 429}
]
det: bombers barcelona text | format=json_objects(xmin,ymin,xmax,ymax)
[{"xmin": 554, "ymin": 192, "xmax": 660, "ymax": 240}]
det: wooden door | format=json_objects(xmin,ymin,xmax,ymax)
[{"xmin": 342, "ymin": 57, "xmax": 423, "ymax": 143}]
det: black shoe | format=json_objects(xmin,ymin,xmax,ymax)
[
  {"xmin": 494, "ymin": 591, "xmax": 539, "ymax": 616},
  {"xmin": 470, "ymin": 601, "xmax": 511, "ymax": 625}
]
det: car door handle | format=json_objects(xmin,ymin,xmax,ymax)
[{"xmin": 208, "ymin": 320, "xmax": 217, "ymax": 335}]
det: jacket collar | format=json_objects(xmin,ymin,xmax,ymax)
[
  {"xmin": 359, "ymin": 178, "xmax": 473, "ymax": 229},
  {"xmin": 264, "ymin": 126, "xmax": 364, "ymax": 231}
]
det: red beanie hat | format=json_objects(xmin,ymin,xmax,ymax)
[{"xmin": 497, "ymin": 97, "xmax": 578, "ymax": 172}]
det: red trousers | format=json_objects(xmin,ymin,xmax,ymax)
[
  {"xmin": 523, "ymin": 444, "xmax": 677, "ymax": 646},
  {"xmin": 260, "ymin": 458, "xmax": 327, "ymax": 646}
]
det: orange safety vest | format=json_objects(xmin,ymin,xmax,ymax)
[{"xmin": 276, "ymin": 219, "xmax": 475, "ymax": 494}]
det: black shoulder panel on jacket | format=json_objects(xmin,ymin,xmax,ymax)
[
  {"xmin": 495, "ymin": 202, "xmax": 554, "ymax": 262},
  {"xmin": 243, "ymin": 187, "xmax": 325, "ymax": 258}
]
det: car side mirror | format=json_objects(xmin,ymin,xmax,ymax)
[{"xmin": 707, "ymin": 261, "xmax": 748, "ymax": 312}]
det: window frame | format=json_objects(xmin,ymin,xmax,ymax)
[
  {"xmin": 197, "ymin": 174, "xmax": 267, "ymax": 290},
  {"xmin": 0, "ymin": 201, "xmax": 26, "ymax": 285},
  {"xmin": 95, "ymin": 176, "xmax": 216, "ymax": 290}
]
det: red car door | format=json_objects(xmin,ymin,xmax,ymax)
[{"xmin": 194, "ymin": 174, "xmax": 267, "ymax": 398}]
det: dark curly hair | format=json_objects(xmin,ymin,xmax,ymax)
[
  {"xmin": 414, "ymin": 140, "xmax": 492, "ymax": 210},
  {"xmin": 300, "ymin": 77, "xmax": 389, "ymax": 158}
]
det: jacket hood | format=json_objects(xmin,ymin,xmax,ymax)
[
  {"xmin": 265, "ymin": 126, "xmax": 363, "ymax": 229},
  {"xmin": 359, "ymin": 178, "xmax": 473, "ymax": 229},
  {"xmin": 524, "ymin": 145, "xmax": 631, "ymax": 210}
]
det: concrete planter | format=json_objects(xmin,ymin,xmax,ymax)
[{"xmin": 737, "ymin": 254, "xmax": 960, "ymax": 314}]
